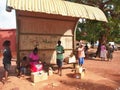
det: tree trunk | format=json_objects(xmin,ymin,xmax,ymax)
[{"xmin": 96, "ymin": 33, "xmax": 107, "ymax": 57}]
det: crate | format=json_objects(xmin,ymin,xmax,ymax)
[{"xmin": 31, "ymin": 71, "xmax": 48, "ymax": 83}]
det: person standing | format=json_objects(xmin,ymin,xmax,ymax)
[
  {"xmin": 107, "ymin": 44, "xmax": 114, "ymax": 61},
  {"xmin": 84, "ymin": 43, "xmax": 89, "ymax": 58},
  {"xmin": 2, "ymin": 40, "xmax": 12, "ymax": 83},
  {"xmin": 56, "ymin": 40, "xmax": 64, "ymax": 76},
  {"xmin": 100, "ymin": 44, "xmax": 107, "ymax": 61},
  {"xmin": 77, "ymin": 44, "xmax": 85, "ymax": 66}
]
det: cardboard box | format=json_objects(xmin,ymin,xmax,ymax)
[
  {"xmin": 31, "ymin": 71, "xmax": 48, "ymax": 83},
  {"xmin": 64, "ymin": 55, "xmax": 76, "ymax": 64},
  {"xmin": 68, "ymin": 55, "xmax": 76, "ymax": 63}
]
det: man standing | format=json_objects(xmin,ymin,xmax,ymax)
[
  {"xmin": 107, "ymin": 44, "xmax": 114, "ymax": 61},
  {"xmin": 56, "ymin": 40, "xmax": 64, "ymax": 76}
]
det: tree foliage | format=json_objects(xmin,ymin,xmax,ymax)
[{"xmin": 66, "ymin": 0, "xmax": 120, "ymax": 43}]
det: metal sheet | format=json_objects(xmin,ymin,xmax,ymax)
[{"xmin": 7, "ymin": 0, "xmax": 108, "ymax": 22}]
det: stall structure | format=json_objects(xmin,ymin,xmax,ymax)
[{"xmin": 6, "ymin": 0, "xmax": 107, "ymax": 65}]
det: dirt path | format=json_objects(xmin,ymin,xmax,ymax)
[{"xmin": 0, "ymin": 50, "xmax": 120, "ymax": 90}]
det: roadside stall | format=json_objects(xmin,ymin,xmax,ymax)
[{"xmin": 7, "ymin": 0, "xmax": 107, "ymax": 82}]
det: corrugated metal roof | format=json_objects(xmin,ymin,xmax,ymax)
[{"xmin": 7, "ymin": 0, "xmax": 108, "ymax": 22}]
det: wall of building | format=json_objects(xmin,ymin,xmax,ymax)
[
  {"xmin": 17, "ymin": 11, "xmax": 78, "ymax": 64},
  {"xmin": 0, "ymin": 29, "xmax": 16, "ymax": 58}
]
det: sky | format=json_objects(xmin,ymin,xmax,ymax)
[{"xmin": 0, "ymin": 0, "xmax": 16, "ymax": 29}]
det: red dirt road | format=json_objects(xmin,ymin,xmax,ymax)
[{"xmin": 0, "ymin": 49, "xmax": 120, "ymax": 90}]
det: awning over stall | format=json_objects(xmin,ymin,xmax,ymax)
[{"xmin": 6, "ymin": 0, "xmax": 108, "ymax": 22}]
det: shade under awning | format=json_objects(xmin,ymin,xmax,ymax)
[{"xmin": 6, "ymin": 0, "xmax": 108, "ymax": 22}]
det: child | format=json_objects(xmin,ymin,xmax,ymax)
[
  {"xmin": 2, "ymin": 40, "xmax": 12, "ymax": 83},
  {"xmin": 20, "ymin": 56, "xmax": 28, "ymax": 77},
  {"xmin": 77, "ymin": 44, "xmax": 85, "ymax": 66}
]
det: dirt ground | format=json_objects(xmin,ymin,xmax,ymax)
[{"xmin": 0, "ymin": 49, "xmax": 120, "ymax": 90}]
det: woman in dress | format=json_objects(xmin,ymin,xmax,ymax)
[{"xmin": 100, "ymin": 44, "xmax": 107, "ymax": 61}]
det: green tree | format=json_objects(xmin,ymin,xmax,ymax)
[{"xmin": 67, "ymin": 0, "xmax": 120, "ymax": 56}]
